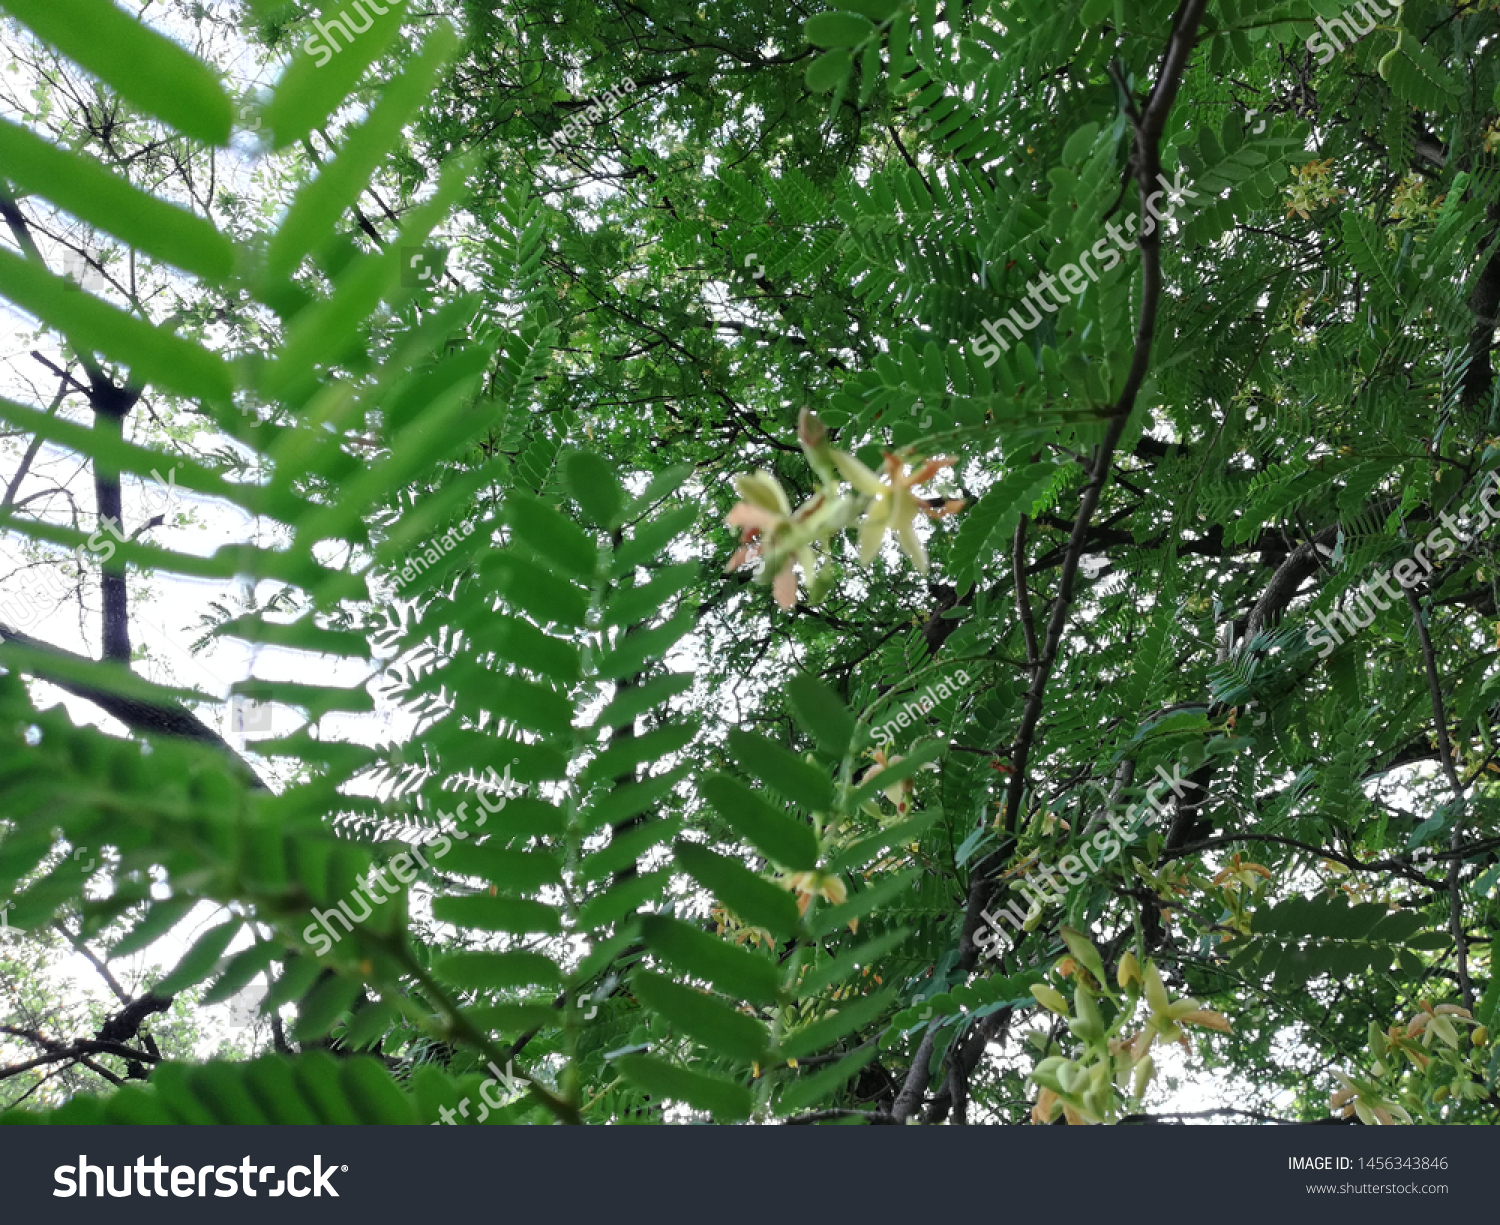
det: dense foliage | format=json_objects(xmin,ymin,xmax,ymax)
[{"xmin": 0, "ymin": 0, "xmax": 1497, "ymax": 1125}]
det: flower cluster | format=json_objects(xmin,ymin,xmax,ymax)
[
  {"xmin": 1329, "ymin": 1002, "xmax": 1488, "ymax": 1123},
  {"xmin": 1211, "ymin": 852, "xmax": 1272, "ymax": 942},
  {"xmin": 773, "ymin": 745, "xmax": 939, "ymax": 931},
  {"xmin": 723, "ymin": 410, "xmax": 963, "ymax": 609},
  {"xmin": 1284, "ymin": 158, "xmax": 1342, "ymax": 220},
  {"xmin": 1387, "ymin": 172, "xmax": 1444, "ymax": 225},
  {"xmin": 858, "ymin": 747, "xmax": 920, "ymax": 817},
  {"xmin": 1026, "ymin": 931, "xmax": 1232, "ymax": 1125}
]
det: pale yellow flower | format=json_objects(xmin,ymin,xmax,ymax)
[
  {"xmin": 1131, "ymin": 961, "xmax": 1233, "ymax": 1058},
  {"xmin": 831, "ymin": 449, "xmax": 963, "ymax": 574},
  {"xmin": 710, "ymin": 905, "xmax": 776, "ymax": 951},
  {"xmin": 1330, "ymin": 1071, "xmax": 1412, "ymax": 1126},
  {"xmin": 1212, "ymin": 853, "xmax": 1273, "ymax": 891},
  {"xmin": 1404, "ymin": 1000, "xmax": 1475, "ymax": 1050},
  {"xmin": 783, "ymin": 871, "xmax": 849, "ymax": 915},
  {"xmin": 860, "ymin": 747, "xmax": 914, "ymax": 815},
  {"xmin": 724, "ymin": 470, "xmax": 805, "ymax": 609},
  {"xmin": 724, "ymin": 471, "xmax": 848, "ymax": 609}
]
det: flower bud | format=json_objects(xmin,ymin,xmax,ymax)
[
  {"xmin": 733, "ymin": 470, "xmax": 791, "ymax": 515},
  {"xmin": 1430, "ymin": 1014, "xmax": 1460, "ymax": 1049},
  {"xmin": 1059, "ymin": 925, "xmax": 1108, "ymax": 988},
  {"xmin": 797, "ymin": 408, "xmax": 840, "ymax": 488},
  {"xmin": 1029, "ymin": 1056, "xmax": 1071, "ymax": 1094},
  {"xmin": 797, "ymin": 407, "xmax": 827, "ymax": 449},
  {"xmin": 806, "ymin": 559, "xmax": 840, "ymax": 604},
  {"xmin": 1069, "ymin": 984, "xmax": 1106, "ymax": 1044},
  {"xmin": 1133, "ymin": 1053, "xmax": 1155, "ymax": 1098},
  {"xmin": 1143, "ymin": 960, "xmax": 1170, "ymax": 1016},
  {"xmin": 1030, "ymin": 983, "xmax": 1070, "ymax": 1017},
  {"xmin": 1081, "ymin": 1086, "xmax": 1110, "ymax": 1122},
  {"xmin": 1117, "ymin": 950, "xmax": 1141, "ymax": 991}
]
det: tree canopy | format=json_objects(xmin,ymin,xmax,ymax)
[{"xmin": 0, "ymin": 0, "xmax": 1497, "ymax": 1126}]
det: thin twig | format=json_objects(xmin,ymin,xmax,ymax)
[
  {"xmin": 1120, "ymin": 1105, "xmax": 1299, "ymax": 1124},
  {"xmin": 1403, "ymin": 586, "xmax": 1471, "ymax": 1009},
  {"xmin": 1013, "ymin": 516, "xmax": 1040, "ymax": 673},
  {"xmin": 783, "ymin": 1108, "xmax": 897, "ymax": 1125},
  {"xmin": 51, "ymin": 921, "xmax": 131, "ymax": 1005}
]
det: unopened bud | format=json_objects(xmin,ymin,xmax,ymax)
[
  {"xmin": 806, "ymin": 559, "xmax": 839, "ymax": 604},
  {"xmin": 1133, "ymin": 1053, "xmax": 1155, "ymax": 1098},
  {"xmin": 1069, "ymin": 985, "xmax": 1105, "ymax": 1044},
  {"xmin": 797, "ymin": 409, "xmax": 840, "ymax": 488},
  {"xmin": 1143, "ymin": 961, "xmax": 1170, "ymax": 1016},
  {"xmin": 1029, "ymin": 1055, "xmax": 1070, "ymax": 1093},
  {"xmin": 1059, "ymin": 925, "xmax": 1108, "ymax": 989},
  {"xmin": 1030, "ymin": 983, "xmax": 1070, "ymax": 1017},
  {"xmin": 798, "ymin": 407, "xmax": 827, "ymax": 449}
]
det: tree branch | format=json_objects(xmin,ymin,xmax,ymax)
[
  {"xmin": 957, "ymin": 0, "xmax": 1210, "ymax": 972},
  {"xmin": 1403, "ymin": 585, "xmax": 1472, "ymax": 1010}
]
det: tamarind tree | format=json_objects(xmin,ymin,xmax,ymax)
[{"xmin": 0, "ymin": 0, "xmax": 1496, "ymax": 1126}]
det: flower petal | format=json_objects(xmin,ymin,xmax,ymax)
[
  {"xmin": 734, "ymin": 470, "xmax": 792, "ymax": 516},
  {"xmin": 727, "ymin": 501, "xmax": 781, "ymax": 534},
  {"xmin": 907, "ymin": 455, "xmax": 956, "ymax": 487},
  {"xmin": 832, "ymin": 449, "xmax": 887, "ymax": 497},
  {"xmin": 897, "ymin": 515, "xmax": 929, "ymax": 573},
  {"xmin": 1143, "ymin": 962, "xmax": 1170, "ymax": 1017},
  {"xmin": 772, "ymin": 561, "xmax": 799, "ymax": 609}
]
